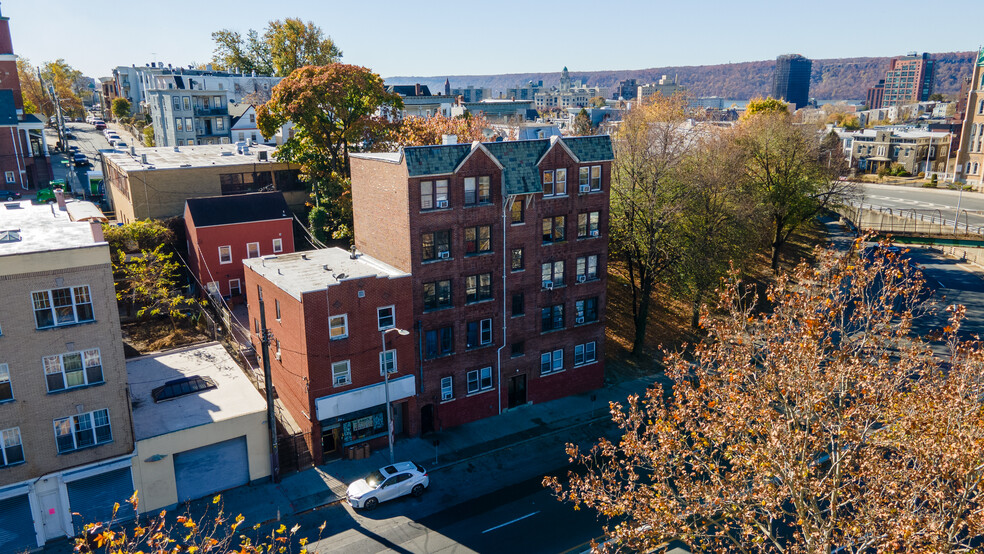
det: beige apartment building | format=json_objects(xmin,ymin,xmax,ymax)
[
  {"xmin": 953, "ymin": 49, "xmax": 984, "ymax": 189},
  {"xmin": 102, "ymin": 143, "xmax": 307, "ymax": 222},
  {"xmin": 0, "ymin": 198, "xmax": 134, "ymax": 550}
]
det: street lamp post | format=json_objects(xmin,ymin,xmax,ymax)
[{"xmin": 381, "ymin": 327, "xmax": 409, "ymax": 464}]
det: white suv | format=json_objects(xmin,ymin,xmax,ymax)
[{"xmin": 347, "ymin": 461, "xmax": 429, "ymax": 510}]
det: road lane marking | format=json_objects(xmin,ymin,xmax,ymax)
[{"xmin": 481, "ymin": 511, "xmax": 540, "ymax": 534}]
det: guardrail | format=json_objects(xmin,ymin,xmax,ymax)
[{"xmin": 842, "ymin": 202, "xmax": 984, "ymax": 238}]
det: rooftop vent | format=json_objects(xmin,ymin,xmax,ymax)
[
  {"xmin": 4, "ymin": 202, "xmax": 22, "ymax": 210},
  {"xmin": 349, "ymin": 245, "xmax": 358, "ymax": 260},
  {"xmin": 151, "ymin": 375, "xmax": 217, "ymax": 403},
  {"xmin": 141, "ymin": 154, "xmax": 148, "ymax": 164}
]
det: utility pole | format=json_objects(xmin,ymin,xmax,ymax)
[{"xmin": 258, "ymin": 296, "xmax": 281, "ymax": 483}]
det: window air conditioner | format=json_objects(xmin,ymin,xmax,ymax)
[
  {"xmin": 579, "ymin": 184, "xmax": 591, "ymax": 193},
  {"xmin": 437, "ymin": 200, "xmax": 449, "ymax": 208},
  {"xmin": 590, "ymin": 230, "xmax": 600, "ymax": 237},
  {"xmin": 543, "ymin": 281, "xmax": 554, "ymax": 290},
  {"xmin": 442, "ymin": 392, "xmax": 453, "ymax": 401},
  {"xmin": 576, "ymin": 275, "xmax": 586, "ymax": 283},
  {"xmin": 576, "ymin": 317, "xmax": 585, "ymax": 324},
  {"xmin": 439, "ymin": 251, "xmax": 450, "ymax": 259}
]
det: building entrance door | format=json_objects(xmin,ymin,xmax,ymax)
[
  {"xmin": 38, "ymin": 489, "xmax": 67, "ymax": 541},
  {"xmin": 321, "ymin": 426, "xmax": 341, "ymax": 460},
  {"xmin": 508, "ymin": 374, "xmax": 527, "ymax": 409},
  {"xmin": 204, "ymin": 119, "xmax": 213, "ymax": 135},
  {"xmin": 420, "ymin": 405, "xmax": 435, "ymax": 435}
]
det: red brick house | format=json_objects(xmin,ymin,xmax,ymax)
[
  {"xmin": 243, "ymin": 248, "xmax": 414, "ymax": 464},
  {"xmin": 184, "ymin": 191, "xmax": 293, "ymax": 303},
  {"xmin": 350, "ymin": 135, "xmax": 612, "ymax": 433},
  {"xmin": 0, "ymin": 7, "xmax": 52, "ymax": 193}
]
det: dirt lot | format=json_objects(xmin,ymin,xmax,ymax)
[{"xmin": 120, "ymin": 317, "xmax": 211, "ymax": 357}]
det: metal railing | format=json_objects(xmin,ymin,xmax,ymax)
[{"xmin": 844, "ymin": 202, "xmax": 984, "ymax": 237}]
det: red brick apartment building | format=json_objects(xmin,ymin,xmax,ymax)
[
  {"xmin": 243, "ymin": 249, "xmax": 413, "ymax": 464},
  {"xmin": 350, "ymin": 135, "xmax": 612, "ymax": 433},
  {"xmin": 184, "ymin": 192, "xmax": 294, "ymax": 302}
]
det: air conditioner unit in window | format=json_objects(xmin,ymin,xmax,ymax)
[
  {"xmin": 442, "ymin": 392, "xmax": 453, "ymax": 401},
  {"xmin": 437, "ymin": 200, "xmax": 449, "ymax": 208},
  {"xmin": 576, "ymin": 275, "xmax": 586, "ymax": 283},
  {"xmin": 438, "ymin": 251, "xmax": 450, "ymax": 259},
  {"xmin": 543, "ymin": 281, "xmax": 554, "ymax": 290},
  {"xmin": 576, "ymin": 317, "xmax": 585, "ymax": 324},
  {"xmin": 590, "ymin": 230, "xmax": 600, "ymax": 237},
  {"xmin": 579, "ymin": 184, "xmax": 591, "ymax": 193}
]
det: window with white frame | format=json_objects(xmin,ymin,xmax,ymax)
[
  {"xmin": 175, "ymin": 117, "xmax": 183, "ymax": 132},
  {"xmin": 441, "ymin": 376, "xmax": 453, "ymax": 401},
  {"xmin": 575, "ymin": 297, "xmax": 599, "ymax": 324},
  {"xmin": 590, "ymin": 165, "xmax": 602, "ymax": 191},
  {"xmin": 32, "ymin": 286, "xmax": 95, "ymax": 329},
  {"xmin": 218, "ymin": 245, "xmax": 232, "ymax": 264},
  {"xmin": 463, "ymin": 176, "xmax": 491, "ymax": 205},
  {"xmin": 44, "ymin": 349, "xmax": 103, "ymax": 392},
  {"xmin": 466, "ymin": 318, "xmax": 492, "ymax": 349},
  {"xmin": 541, "ymin": 261, "xmax": 564, "ymax": 288},
  {"xmin": 0, "ymin": 427, "xmax": 24, "ymax": 467},
  {"xmin": 421, "ymin": 179, "xmax": 449, "ymax": 210},
  {"xmin": 246, "ymin": 242, "xmax": 260, "ymax": 258},
  {"xmin": 273, "ymin": 238, "xmax": 283, "ymax": 253},
  {"xmin": 574, "ymin": 342, "xmax": 597, "ymax": 366},
  {"xmin": 576, "ymin": 255, "xmax": 598, "ymax": 282},
  {"xmin": 540, "ymin": 349, "xmax": 564, "ymax": 375},
  {"xmin": 4, "ymin": 171, "xmax": 13, "ymax": 184},
  {"xmin": 229, "ymin": 279, "xmax": 241, "ymax": 296},
  {"xmin": 379, "ymin": 349, "xmax": 397, "ymax": 375},
  {"xmin": 331, "ymin": 360, "xmax": 351, "ymax": 386},
  {"xmin": 466, "ymin": 367, "xmax": 493, "ymax": 394},
  {"xmin": 329, "ymin": 314, "xmax": 348, "ymax": 339},
  {"xmin": 0, "ymin": 363, "xmax": 11, "ymax": 401},
  {"xmin": 377, "ymin": 306, "xmax": 395, "ymax": 330},
  {"xmin": 577, "ymin": 212, "xmax": 600, "ymax": 238},
  {"xmin": 54, "ymin": 408, "xmax": 112, "ymax": 453}
]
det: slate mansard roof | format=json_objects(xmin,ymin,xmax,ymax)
[
  {"xmin": 356, "ymin": 135, "xmax": 613, "ymax": 196},
  {"xmin": 185, "ymin": 191, "xmax": 291, "ymax": 228}
]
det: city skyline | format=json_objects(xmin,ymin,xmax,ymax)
[{"xmin": 6, "ymin": 0, "xmax": 983, "ymax": 82}]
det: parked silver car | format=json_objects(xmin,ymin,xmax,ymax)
[{"xmin": 347, "ymin": 461, "xmax": 429, "ymax": 510}]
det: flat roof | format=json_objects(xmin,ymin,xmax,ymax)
[
  {"xmin": 102, "ymin": 143, "xmax": 280, "ymax": 173},
  {"xmin": 0, "ymin": 199, "xmax": 103, "ymax": 257},
  {"xmin": 127, "ymin": 342, "xmax": 267, "ymax": 441},
  {"xmin": 243, "ymin": 247, "xmax": 408, "ymax": 301}
]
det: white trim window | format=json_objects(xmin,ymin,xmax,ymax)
[
  {"xmin": 379, "ymin": 349, "xmax": 397, "ymax": 375},
  {"xmin": 574, "ymin": 342, "xmax": 597, "ymax": 366},
  {"xmin": 54, "ymin": 408, "xmax": 112, "ymax": 453},
  {"xmin": 466, "ymin": 318, "xmax": 492, "ymax": 349},
  {"xmin": 218, "ymin": 245, "xmax": 232, "ymax": 264},
  {"xmin": 0, "ymin": 427, "xmax": 24, "ymax": 467},
  {"xmin": 32, "ymin": 286, "xmax": 95, "ymax": 329},
  {"xmin": 246, "ymin": 242, "xmax": 260, "ymax": 259},
  {"xmin": 273, "ymin": 238, "xmax": 283, "ymax": 253},
  {"xmin": 44, "ymin": 349, "xmax": 104, "ymax": 392},
  {"xmin": 229, "ymin": 278, "xmax": 242, "ymax": 296},
  {"xmin": 540, "ymin": 349, "xmax": 564, "ymax": 375},
  {"xmin": 332, "ymin": 360, "xmax": 351, "ymax": 386},
  {"xmin": 329, "ymin": 314, "xmax": 348, "ymax": 339},
  {"xmin": 0, "ymin": 363, "xmax": 11, "ymax": 401},
  {"xmin": 576, "ymin": 255, "xmax": 599, "ymax": 282},
  {"xmin": 4, "ymin": 171, "xmax": 15, "ymax": 184},
  {"xmin": 441, "ymin": 376, "xmax": 453, "ymax": 401},
  {"xmin": 377, "ymin": 305, "xmax": 395, "ymax": 330},
  {"xmin": 466, "ymin": 367, "xmax": 493, "ymax": 394}
]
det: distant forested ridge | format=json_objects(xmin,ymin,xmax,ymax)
[{"xmin": 386, "ymin": 51, "xmax": 975, "ymax": 101}]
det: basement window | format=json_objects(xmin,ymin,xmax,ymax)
[{"xmin": 152, "ymin": 375, "xmax": 217, "ymax": 402}]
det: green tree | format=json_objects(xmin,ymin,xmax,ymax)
[
  {"xmin": 734, "ymin": 110, "xmax": 853, "ymax": 271},
  {"xmin": 257, "ymin": 63, "xmax": 401, "ymax": 239},
  {"xmin": 742, "ymin": 96, "xmax": 789, "ymax": 119},
  {"xmin": 112, "ymin": 97, "xmax": 131, "ymax": 120},
  {"xmin": 210, "ymin": 19, "xmax": 341, "ymax": 77},
  {"xmin": 143, "ymin": 125, "xmax": 155, "ymax": 146},
  {"xmin": 573, "ymin": 108, "xmax": 594, "ymax": 136},
  {"xmin": 609, "ymin": 93, "xmax": 697, "ymax": 355},
  {"xmin": 114, "ymin": 244, "xmax": 190, "ymax": 331}
]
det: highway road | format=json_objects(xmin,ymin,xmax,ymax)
[{"xmin": 854, "ymin": 182, "xmax": 984, "ymax": 233}]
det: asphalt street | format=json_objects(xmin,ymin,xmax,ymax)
[
  {"xmin": 856, "ymin": 182, "xmax": 984, "ymax": 232},
  {"xmin": 901, "ymin": 245, "xmax": 984, "ymax": 341}
]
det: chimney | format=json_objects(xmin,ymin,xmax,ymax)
[
  {"xmin": 54, "ymin": 188, "xmax": 67, "ymax": 211},
  {"xmin": 442, "ymin": 134, "xmax": 457, "ymax": 145},
  {"xmin": 89, "ymin": 220, "xmax": 104, "ymax": 243},
  {"xmin": 415, "ymin": 83, "xmax": 422, "ymax": 96},
  {"xmin": 349, "ymin": 245, "xmax": 358, "ymax": 260}
]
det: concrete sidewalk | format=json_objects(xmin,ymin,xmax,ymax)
[{"xmin": 193, "ymin": 372, "xmax": 667, "ymax": 526}]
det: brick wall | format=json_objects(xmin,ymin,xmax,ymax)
[{"xmin": 350, "ymin": 157, "xmax": 412, "ymax": 271}]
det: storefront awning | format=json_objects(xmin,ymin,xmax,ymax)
[{"xmin": 315, "ymin": 375, "xmax": 415, "ymax": 421}]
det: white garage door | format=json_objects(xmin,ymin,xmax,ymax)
[{"xmin": 174, "ymin": 436, "xmax": 250, "ymax": 503}]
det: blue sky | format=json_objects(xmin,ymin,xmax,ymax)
[{"xmin": 6, "ymin": 0, "xmax": 983, "ymax": 81}]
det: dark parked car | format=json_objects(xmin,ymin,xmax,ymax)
[
  {"xmin": 73, "ymin": 152, "xmax": 89, "ymax": 167},
  {"xmin": 0, "ymin": 190, "xmax": 22, "ymax": 201}
]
